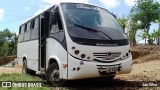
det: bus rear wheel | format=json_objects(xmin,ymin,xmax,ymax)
[
  {"xmin": 22, "ymin": 60, "xmax": 28, "ymax": 74},
  {"xmin": 22, "ymin": 60, "xmax": 36, "ymax": 75},
  {"xmin": 45, "ymin": 63, "xmax": 63, "ymax": 86}
]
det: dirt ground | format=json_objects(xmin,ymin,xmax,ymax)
[
  {"xmin": 0, "ymin": 64, "xmax": 22, "ymax": 74},
  {"xmin": 116, "ymin": 60, "xmax": 160, "ymax": 81}
]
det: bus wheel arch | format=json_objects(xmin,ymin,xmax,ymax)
[
  {"xmin": 22, "ymin": 57, "xmax": 36, "ymax": 75},
  {"xmin": 48, "ymin": 58, "xmax": 57, "ymax": 67},
  {"xmin": 23, "ymin": 57, "xmax": 26, "ymax": 61}
]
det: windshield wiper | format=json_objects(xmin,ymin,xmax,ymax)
[{"xmin": 74, "ymin": 24, "xmax": 113, "ymax": 41}]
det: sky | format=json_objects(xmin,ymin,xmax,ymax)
[{"xmin": 0, "ymin": 0, "xmax": 159, "ymax": 43}]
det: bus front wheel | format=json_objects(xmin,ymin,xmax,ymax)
[{"xmin": 45, "ymin": 63, "xmax": 63, "ymax": 86}]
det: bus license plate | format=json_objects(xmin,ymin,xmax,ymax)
[{"xmin": 105, "ymin": 66, "xmax": 119, "ymax": 73}]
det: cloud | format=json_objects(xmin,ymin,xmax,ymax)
[
  {"xmin": 41, "ymin": 0, "xmax": 89, "ymax": 5},
  {"xmin": 41, "ymin": 0, "xmax": 59, "ymax": 4},
  {"xmin": 0, "ymin": 9, "xmax": 4, "ymax": 20},
  {"xmin": 25, "ymin": 6, "xmax": 30, "ymax": 10},
  {"xmin": 34, "ymin": 9, "xmax": 44, "ymax": 16},
  {"xmin": 124, "ymin": 0, "xmax": 137, "ymax": 6},
  {"xmin": 36, "ymin": 0, "xmax": 89, "ymax": 15},
  {"xmin": 98, "ymin": 0, "xmax": 120, "ymax": 9}
]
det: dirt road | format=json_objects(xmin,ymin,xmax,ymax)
[
  {"xmin": 116, "ymin": 60, "xmax": 160, "ymax": 81},
  {"xmin": 0, "ymin": 60, "xmax": 160, "ymax": 81},
  {"xmin": 0, "ymin": 65, "xmax": 22, "ymax": 74}
]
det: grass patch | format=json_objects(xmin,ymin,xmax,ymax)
[
  {"xmin": 0, "ymin": 73, "xmax": 50, "ymax": 90},
  {"xmin": 0, "ymin": 73, "xmax": 41, "ymax": 81}
]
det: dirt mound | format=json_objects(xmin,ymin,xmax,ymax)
[
  {"xmin": 0, "ymin": 55, "xmax": 17, "ymax": 65},
  {"xmin": 131, "ymin": 45, "xmax": 160, "ymax": 63},
  {"xmin": 133, "ymin": 53, "xmax": 160, "ymax": 64},
  {"xmin": 116, "ymin": 60, "xmax": 160, "ymax": 81},
  {"xmin": 116, "ymin": 45, "xmax": 160, "ymax": 83}
]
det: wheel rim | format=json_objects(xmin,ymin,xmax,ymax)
[{"xmin": 51, "ymin": 69, "xmax": 60, "ymax": 82}]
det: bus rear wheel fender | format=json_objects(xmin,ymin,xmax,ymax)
[{"xmin": 22, "ymin": 59, "xmax": 36, "ymax": 75}]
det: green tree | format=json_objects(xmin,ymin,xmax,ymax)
[
  {"xmin": 142, "ymin": 29, "xmax": 159, "ymax": 44},
  {"xmin": 157, "ymin": 18, "xmax": 160, "ymax": 44},
  {"xmin": 117, "ymin": 16, "xmax": 127, "ymax": 30},
  {"xmin": 130, "ymin": 0, "xmax": 160, "ymax": 44},
  {"xmin": 118, "ymin": 16, "xmax": 139, "ymax": 45},
  {"xmin": 128, "ymin": 20, "xmax": 140, "ymax": 45},
  {"xmin": 0, "ymin": 29, "xmax": 18, "ymax": 57}
]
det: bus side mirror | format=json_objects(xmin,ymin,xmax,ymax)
[{"xmin": 51, "ymin": 11, "xmax": 58, "ymax": 24}]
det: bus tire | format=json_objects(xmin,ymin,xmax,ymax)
[
  {"xmin": 45, "ymin": 63, "xmax": 63, "ymax": 86},
  {"xmin": 22, "ymin": 60, "xmax": 29, "ymax": 74},
  {"xmin": 22, "ymin": 60, "xmax": 36, "ymax": 75}
]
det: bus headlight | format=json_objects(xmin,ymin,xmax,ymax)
[
  {"xmin": 72, "ymin": 46, "xmax": 76, "ymax": 50},
  {"xmin": 121, "ymin": 52, "xmax": 130, "ymax": 60},
  {"xmin": 126, "ymin": 53, "xmax": 129, "ymax": 57},
  {"xmin": 87, "ymin": 57, "xmax": 90, "ymax": 60},
  {"xmin": 129, "ymin": 50, "xmax": 131, "ymax": 53},
  {"xmin": 75, "ymin": 50, "xmax": 80, "ymax": 55},
  {"xmin": 81, "ymin": 54, "xmax": 86, "ymax": 58}
]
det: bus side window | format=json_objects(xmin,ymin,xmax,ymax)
[
  {"xmin": 31, "ymin": 19, "xmax": 35, "ymax": 29},
  {"xmin": 18, "ymin": 25, "xmax": 25, "ymax": 42},
  {"xmin": 31, "ymin": 18, "xmax": 39, "ymax": 39},
  {"xmin": 50, "ymin": 10, "xmax": 63, "ymax": 33},
  {"xmin": 24, "ymin": 22, "xmax": 31, "ymax": 41},
  {"xmin": 57, "ymin": 12, "xmax": 63, "ymax": 31}
]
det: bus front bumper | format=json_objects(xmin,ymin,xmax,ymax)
[{"xmin": 67, "ymin": 54, "xmax": 132, "ymax": 80}]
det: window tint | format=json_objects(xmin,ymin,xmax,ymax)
[
  {"xmin": 24, "ymin": 24, "xmax": 27, "ymax": 32},
  {"xmin": 35, "ymin": 18, "xmax": 38, "ymax": 29},
  {"xmin": 20, "ymin": 25, "xmax": 25, "ymax": 34},
  {"xmin": 18, "ymin": 25, "xmax": 25, "ymax": 42},
  {"xmin": 50, "ymin": 11, "xmax": 63, "ymax": 33},
  {"xmin": 31, "ymin": 20, "xmax": 35, "ymax": 29},
  {"xmin": 31, "ymin": 17, "xmax": 39, "ymax": 39},
  {"xmin": 31, "ymin": 29, "xmax": 38, "ymax": 39},
  {"xmin": 18, "ymin": 34, "xmax": 24, "ymax": 42},
  {"xmin": 26, "ymin": 22, "xmax": 31, "ymax": 31},
  {"xmin": 24, "ymin": 22, "xmax": 31, "ymax": 41},
  {"xmin": 24, "ymin": 31, "xmax": 31, "ymax": 41},
  {"xmin": 57, "ymin": 13, "xmax": 63, "ymax": 30},
  {"xmin": 19, "ymin": 27, "xmax": 21, "ymax": 34}
]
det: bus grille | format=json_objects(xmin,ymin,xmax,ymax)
[{"xmin": 93, "ymin": 52, "xmax": 121, "ymax": 61}]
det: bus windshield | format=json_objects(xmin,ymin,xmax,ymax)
[{"xmin": 61, "ymin": 3, "xmax": 127, "ymax": 40}]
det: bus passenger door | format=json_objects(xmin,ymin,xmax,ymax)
[{"xmin": 39, "ymin": 12, "xmax": 50, "ymax": 72}]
